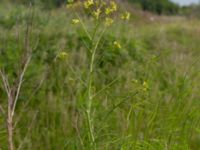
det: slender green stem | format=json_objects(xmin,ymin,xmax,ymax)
[
  {"xmin": 75, "ymin": 13, "xmax": 92, "ymax": 41},
  {"xmin": 77, "ymin": 9, "xmax": 107, "ymax": 147},
  {"xmin": 86, "ymin": 109, "xmax": 95, "ymax": 148},
  {"xmin": 88, "ymin": 28, "xmax": 106, "ymax": 106},
  {"xmin": 86, "ymin": 28, "xmax": 106, "ymax": 148}
]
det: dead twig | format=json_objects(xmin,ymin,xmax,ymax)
[{"xmin": 0, "ymin": 3, "xmax": 34, "ymax": 150}]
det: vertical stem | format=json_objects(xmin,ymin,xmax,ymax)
[
  {"xmin": 86, "ymin": 110, "xmax": 95, "ymax": 148},
  {"xmin": 86, "ymin": 44, "xmax": 96, "ymax": 149},
  {"xmin": 86, "ymin": 28, "xmax": 106, "ymax": 149},
  {"xmin": 7, "ymin": 118, "xmax": 13, "ymax": 150},
  {"xmin": 76, "ymin": 10, "xmax": 107, "ymax": 147},
  {"xmin": 7, "ymin": 98, "xmax": 13, "ymax": 150}
]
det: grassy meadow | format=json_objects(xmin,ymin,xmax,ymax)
[{"xmin": 0, "ymin": 1, "xmax": 200, "ymax": 149}]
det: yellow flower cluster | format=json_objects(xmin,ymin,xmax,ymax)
[
  {"xmin": 68, "ymin": 0, "xmax": 130, "ymax": 25},
  {"xmin": 121, "ymin": 11, "xmax": 130, "ymax": 20},
  {"xmin": 67, "ymin": 0, "xmax": 82, "ymax": 9},
  {"xmin": 105, "ymin": 1, "xmax": 117, "ymax": 15},
  {"xmin": 113, "ymin": 41, "xmax": 121, "ymax": 49},
  {"xmin": 105, "ymin": 17, "xmax": 114, "ymax": 27},
  {"xmin": 142, "ymin": 81, "xmax": 149, "ymax": 92},
  {"xmin": 68, "ymin": 0, "xmax": 131, "ymax": 51},
  {"xmin": 84, "ymin": 0, "xmax": 94, "ymax": 9},
  {"xmin": 93, "ymin": 8, "xmax": 101, "ymax": 20},
  {"xmin": 82, "ymin": 0, "xmax": 118, "ymax": 22},
  {"xmin": 56, "ymin": 52, "xmax": 68, "ymax": 60},
  {"xmin": 132, "ymin": 79, "xmax": 149, "ymax": 92},
  {"xmin": 72, "ymin": 19, "xmax": 80, "ymax": 24}
]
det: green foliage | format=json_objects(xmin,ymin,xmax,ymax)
[
  {"xmin": 181, "ymin": 4, "xmax": 200, "ymax": 18},
  {"xmin": 129, "ymin": 0, "xmax": 179, "ymax": 15},
  {"xmin": 0, "ymin": 1, "xmax": 200, "ymax": 150}
]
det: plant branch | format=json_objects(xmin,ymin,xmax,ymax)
[
  {"xmin": 75, "ymin": 13, "xmax": 92, "ymax": 41},
  {"xmin": 0, "ymin": 70, "xmax": 11, "ymax": 98},
  {"xmin": 11, "ymin": 56, "xmax": 31, "ymax": 117}
]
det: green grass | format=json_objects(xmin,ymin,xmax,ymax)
[{"xmin": 0, "ymin": 2, "xmax": 200, "ymax": 150}]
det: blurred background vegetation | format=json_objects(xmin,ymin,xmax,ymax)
[
  {"xmin": 0, "ymin": 0, "xmax": 200, "ymax": 149},
  {"xmin": 129, "ymin": 0, "xmax": 179, "ymax": 15},
  {"xmin": 2, "ymin": 0, "xmax": 200, "ymax": 17}
]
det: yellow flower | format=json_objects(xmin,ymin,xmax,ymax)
[
  {"xmin": 72, "ymin": 18, "xmax": 80, "ymax": 24},
  {"xmin": 93, "ymin": 8, "xmax": 101, "ymax": 20},
  {"xmin": 84, "ymin": 0, "xmax": 94, "ymax": 9},
  {"xmin": 105, "ymin": 1, "xmax": 117, "ymax": 15},
  {"xmin": 121, "ymin": 11, "xmax": 130, "ymax": 20},
  {"xmin": 142, "ymin": 81, "xmax": 149, "ymax": 91},
  {"xmin": 56, "ymin": 52, "xmax": 68, "ymax": 60},
  {"xmin": 132, "ymin": 79, "xmax": 138, "ymax": 84},
  {"xmin": 105, "ymin": 17, "xmax": 113, "ymax": 26},
  {"xmin": 67, "ymin": 0, "xmax": 74, "ymax": 3},
  {"xmin": 105, "ymin": 8, "xmax": 112, "ymax": 15},
  {"xmin": 113, "ymin": 41, "xmax": 121, "ymax": 49},
  {"xmin": 66, "ymin": 0, "xmax": 74, "ymax": 8},
  {"xmin": 110, "ymin": 1, "xmax": 117, "ymax": 11}
]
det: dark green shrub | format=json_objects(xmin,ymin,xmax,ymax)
[{"xmin": 129, "ymin": 0, "xmax": 179, "ymax": 15}]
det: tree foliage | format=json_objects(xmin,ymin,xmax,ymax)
[{"xmin": 129, "ymin": 0, "xmax": 179, "ymax": 15}]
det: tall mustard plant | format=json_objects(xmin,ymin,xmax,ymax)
[{"xmin": 67, "ymin": 0, "xmax": 130, "ymax": 148}]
